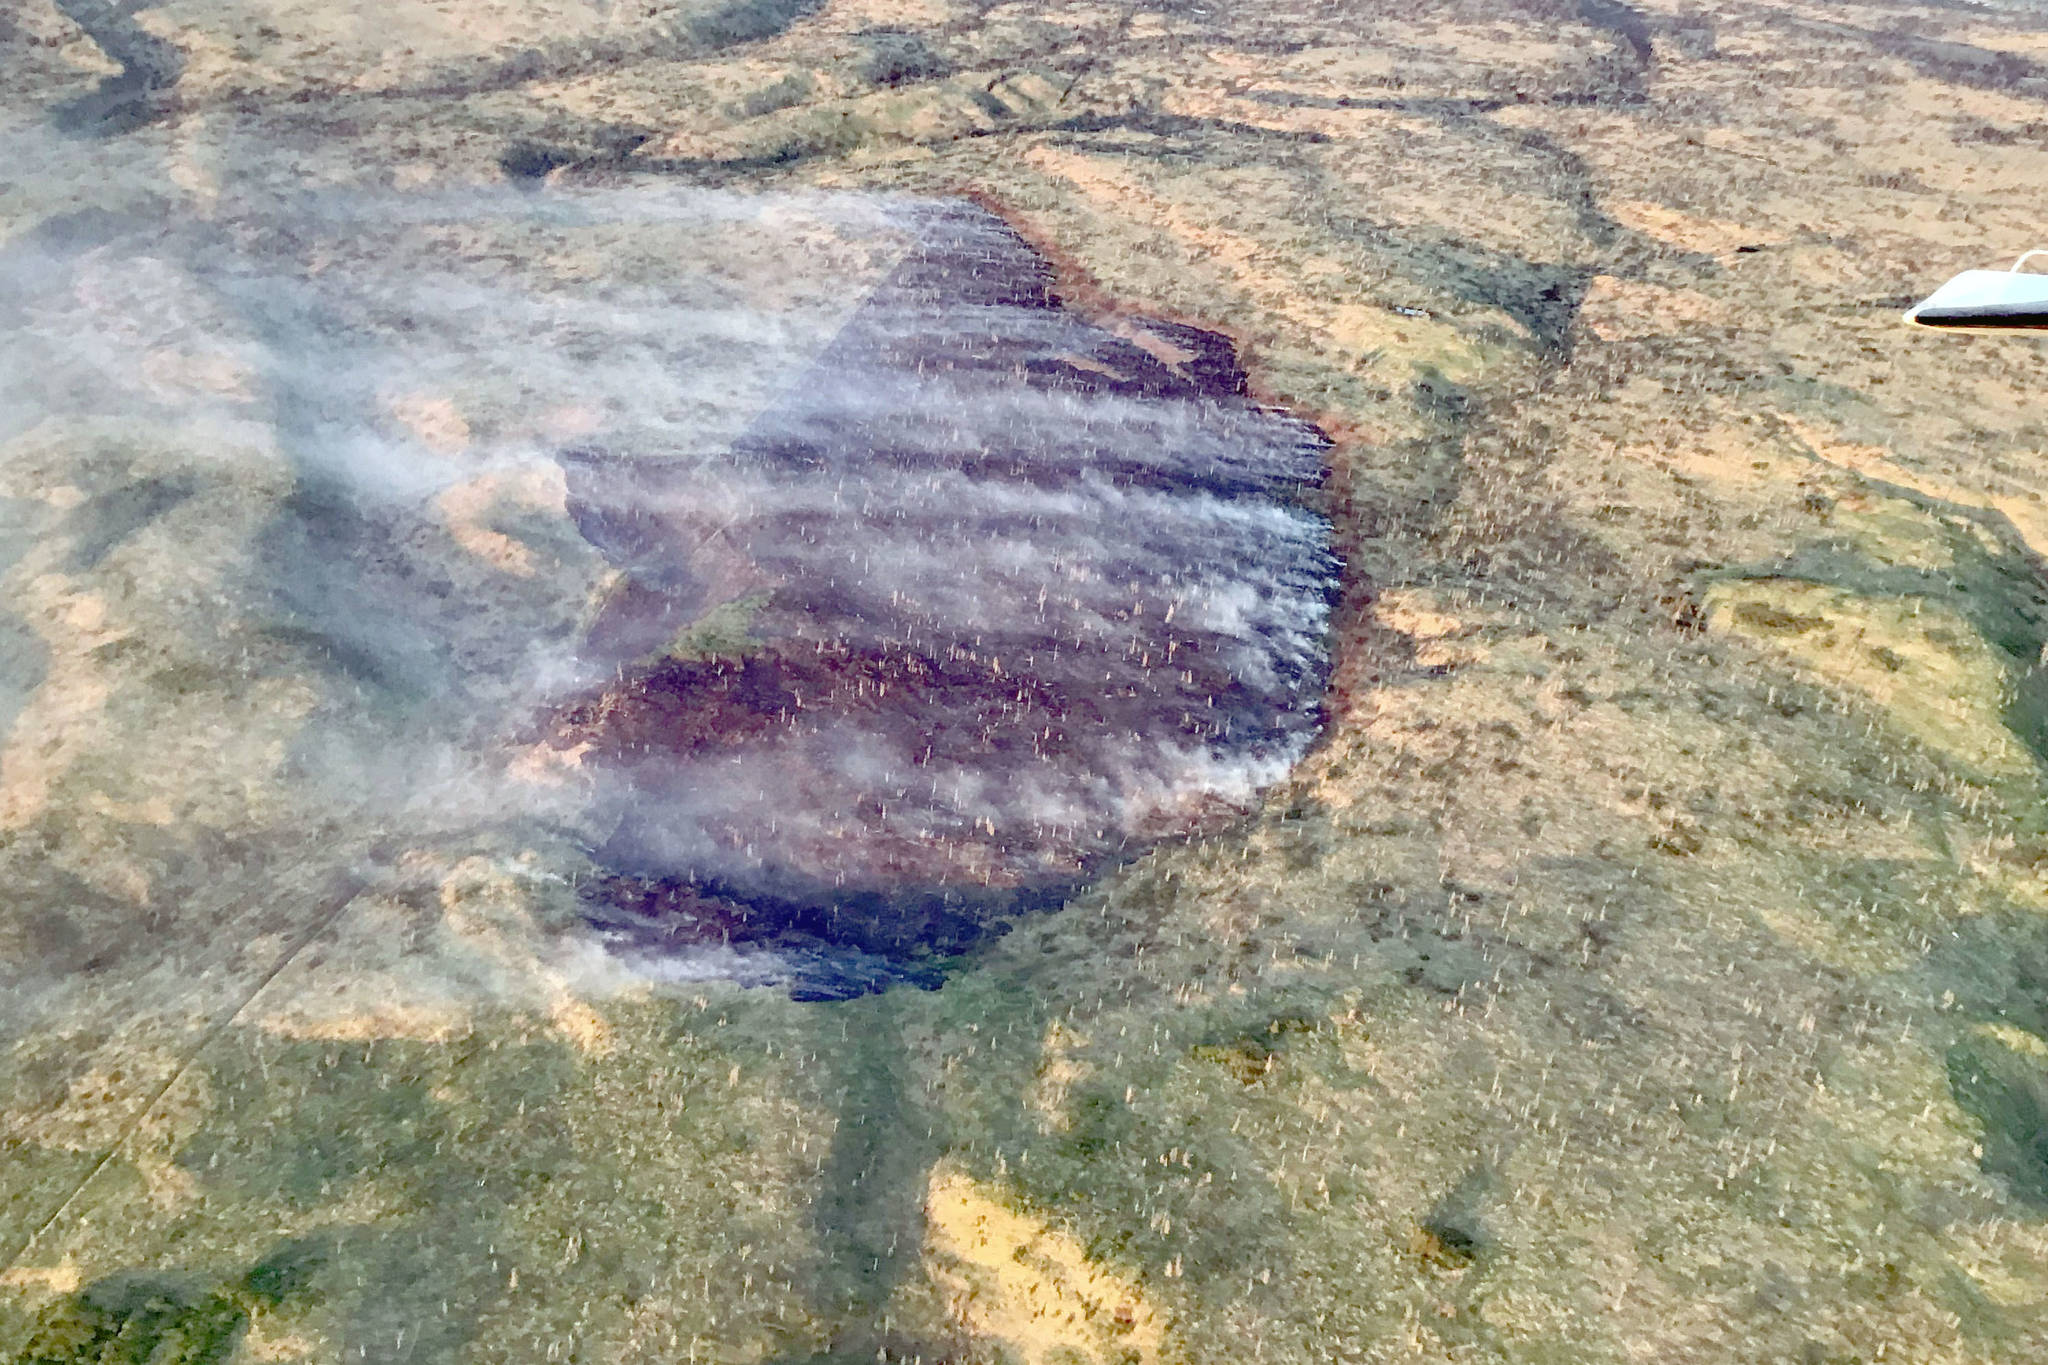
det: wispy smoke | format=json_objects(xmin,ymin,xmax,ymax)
[{"xmin": 0, "ymin": 188, "xmax": 1335, "ymax": 999}]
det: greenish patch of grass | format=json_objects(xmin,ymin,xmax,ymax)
[
  {"xmin": 652, "ymin": 591, "xmax": 772, "ymax": 663},
  {"xmin": 729, "ymin": 72, "xmax": 814, "ymax": 119},
  {"xmin": 1947, "ymin": 1038, "xmax": 2048, "ymax": 1208},
  {"xmin": 686, "ymin": 0, "xmax": 826, "ymax": 50},
  {"xmin": 174, "ymin": 1039, "xmax": 451, "ymax": 1209},
  {"xmin": 15, "ymin": 1235, "xmax": 330, "ymax": 1364},
  {"xmin": 239, "ymin": 1236, "xmax": 326, "ymax": 1307},
  {"xmin": 5, "ymin": 1239, "xmax": 324, "ymax": 1365},
  {"xmin": 0, "ymin": 1145, "xmax": 104, "ymax": 1264}
]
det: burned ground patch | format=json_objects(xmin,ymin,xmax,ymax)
[
  {"xmin": 552, "ymin": 202, "xmax": 1337, "ymax": 997},
  {"xmin": 0, "ymin": 190, "xmax": 1334, "ymax": 1001}
]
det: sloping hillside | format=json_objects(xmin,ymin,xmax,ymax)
[{"xmin": 8, "ymin": 2, "xmax": 2048, "ymax": 1361}]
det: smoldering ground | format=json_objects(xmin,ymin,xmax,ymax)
[{"xmin": 0, "ymin": 187, "xmax": 1336, "ymax": 999}]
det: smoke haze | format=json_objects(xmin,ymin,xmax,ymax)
[{"xmin": 0, "ymin": 188, "xmax": 1335, "ymax": 999}]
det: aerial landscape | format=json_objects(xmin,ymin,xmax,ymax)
[{"xmin": 6, "ymin": 0, "xmax": 2048, "ymax": 1361}]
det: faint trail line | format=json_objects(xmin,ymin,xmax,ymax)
[
  {"xmin": 1056, "ymin": 4, "xmax": 1136, "ymax": 106},
  {"xmin": 1, "ymin": 859, "xmax": 377, "ymax": 1278}
]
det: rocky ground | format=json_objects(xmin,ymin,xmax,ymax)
[{"xmin": 8, "ymin": 1, "xmax": 2048, "ymax": 1362}]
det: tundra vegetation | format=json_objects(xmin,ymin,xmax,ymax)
[{"xmin": 7, "ymin": 1, "xmax": 2048, "ymax": 1362}]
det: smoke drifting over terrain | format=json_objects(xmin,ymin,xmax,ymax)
[{"xmin": 0, "ymin": 189, "xmax": 1334, "ymax": 998}]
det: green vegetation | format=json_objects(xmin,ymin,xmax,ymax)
[
  {"xmin": 654, "ymin": 591, "xmax": 772, "ymax": 663},
  {"xmin": 14, "ymin": 0, "xmax": 2048, "ymax": 1360},
  {"xmin": 11, "ymin": 1238, "xmax": 318, "ymax": 1365}
]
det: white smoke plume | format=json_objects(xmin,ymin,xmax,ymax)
[{"xmin": 0, "ymin": 187, "xmax": 1335, "ymax": 999}]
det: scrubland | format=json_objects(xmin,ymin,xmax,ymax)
[{"xmin": 8, "ymin": 1, "xmax": 2048, "ymax": 1361}]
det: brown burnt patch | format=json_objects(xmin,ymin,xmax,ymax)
[
  {"xmin": 548, "ymin": 199, "xmax": 1338, "ymax": 998},
  {"xmin": 961, "ymin": 187, "xmax": 1386, "ymax": 733}
]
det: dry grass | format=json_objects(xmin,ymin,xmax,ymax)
[{"xmin": 10, "ymin": 0, "xmax": 2048, "ymax": 1361}]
